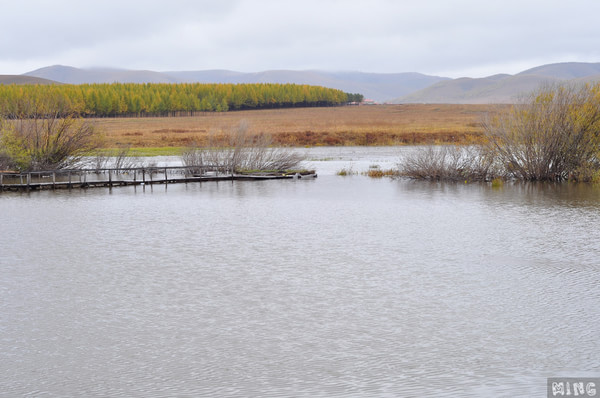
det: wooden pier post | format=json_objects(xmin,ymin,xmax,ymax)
[
  {"xmin": 164, "ymin": 167, "xmax": 168, "ymax": 185},
  {"xmin": 0, "ymin": 173, "xmax": 3, "ymax": 190},
  {"xmin": 52, "ymin": 172, "xmax": 56, "ymax": 189},
  {"xmin": 68, "ymin": 171, "xmax": 72, "ymax": 189},
  {"xmin": 27, "ymin": 173, "xmax": 31, "ymax": 190},
  {"xmin": 108, "ymin": 169, "xmax": 112, "ymax": 187}
]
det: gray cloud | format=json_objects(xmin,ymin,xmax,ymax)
[{"xmin": 1, "ymin": 0, "xmax": 599, "ymax": 77}]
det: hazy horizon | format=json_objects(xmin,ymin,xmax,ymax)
[{"xmin": 2, "ymin": 1, "xmax": 600, "ymax": 78}]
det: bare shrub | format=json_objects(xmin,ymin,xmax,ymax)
[
  {"xmin": 399, "ymin": 146, "xmax": 496, "ymax": 181},
  {"xmin": 182, "ymin": 121, "xmax": 306, "ymax": 172},
  {"xmin": 112, "ymin": 146, "xmax": 142, "ymax": 169},
  {"xmin": 400, "ymin": 146, "xmax": 453, "ymax": 180},
  {"xmin": 240, "ymin": 133, "xmax": 306, "ymax": 171},
  {"xmin": 91, "ymin": 151, "xmax": 110, "ymax": 171},
  {"xmin": 400, "ymin": 83, "xmax": 600, "ymax": 182},
  {"xmin": 88, "ymin": 145, "xmax": 143, "ymax": 172},
  {"xmin": 0, "ymin": 110, "xmax": 100, "ymax": 171},
  {"xmin": 181, "ymin": 144, "xmax": 210, "ymax": 174},
  {"xmin": 482, "ymin": 83, "xmax": 600, "ymax": 181}
]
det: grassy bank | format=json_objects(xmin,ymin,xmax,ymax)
[
  {"xmin": 93, "ymin": 104, "xmax": 505, "ymax": 149},
  {"xmin": 122, "ymin": 147, "xmax": 185, "ymax": 156}
]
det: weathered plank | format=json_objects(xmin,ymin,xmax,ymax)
[{"xmin": 0, "ymin": 166, "xmax": 315, "ymax": 192}]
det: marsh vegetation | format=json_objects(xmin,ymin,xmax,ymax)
[
  {"xmin": 398, "ymin": 83, "xmax": 600, "ymax": 182},
  {"xmin": 181, "ymin": 121, "xmax": 306, "ymax": 173},
  {"xmin": 0, "ymin": 106, "xmax": 99, "ymax": 171},
  {"xmin": 87, "ymin": 104, "xmax": 492, "ymax": 148}
]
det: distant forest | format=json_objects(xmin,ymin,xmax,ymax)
[{"xmin": 0, "ymin": 83, "xmax": 363, "ymax": 118}]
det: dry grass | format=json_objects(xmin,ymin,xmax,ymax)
[
  {"xmin": 92, "ymin": 104, "xmax": 507, "ymax": 148},
  {"xmin": 364, "ymin": 168, "xmax": 400, "ymax": 178}
]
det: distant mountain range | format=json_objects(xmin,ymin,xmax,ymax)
[
  {"xmin": 0, "ymin": 62, "xmax": 598, "ymax": 103},
  {"xmin": 19, "ymin": 65, "xmax": 448, "ymax": 103},
  {"xmin": 394, "ymin": 62, "xmax": 600, "ymax": 104}
]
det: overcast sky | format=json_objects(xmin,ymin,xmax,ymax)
[{"xmin": 1, "ymin": 0, "xmax": 599, "ymax": 78}]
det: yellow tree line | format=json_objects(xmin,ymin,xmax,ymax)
[{"xmin": 0, "ymin": 82, "xmax": 354, "ymax": 118}]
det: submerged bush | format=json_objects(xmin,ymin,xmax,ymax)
[
  {"xmin": 182, "ymin": 121, "xmax": 305, "ymax": 172},
  {"xmin": 363, "ymin": 166, "xmax": 399, "ymax": 178},
  {"xmin": 89, "ymin": 145, "xmax": 149, "ymax": 171},
  {"xmin": 399, "ymin": 146, "xmax": 498, "ymax": 181},
  {"xmin": 336, "ymin": 165, "xmax": 358, "ymax": 176},
  {"xmin": 399, "ymin": 83, "xmax": 600, "ymax": 182},
  {"xmin": 491, "ymin": 178, "xmax": 504, "ymax": 188},
  {"xmin": 483, "ymin": 83, "xmax": 600, "ymax": 181}
]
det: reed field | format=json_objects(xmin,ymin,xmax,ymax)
[{"xmin": 92, "ymin": 104, "xmax": 507, "ymax": 150}]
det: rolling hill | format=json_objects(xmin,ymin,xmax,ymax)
[
  {"xmin": 393, "ymin": 62, "xmax": 600, "ymax": 103},
  {"xmin": 24, "ymin": 65, "xmax": 177, "ymax": 84},
  {"xmin": 517, "ymin": 62, "xmax": 600, "ymax": 79},
  {"xmin": 0, "ymin": 75, "xmax": 60, "ymax": 85}
]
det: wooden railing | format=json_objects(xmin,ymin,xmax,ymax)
[
  {"xmin": 0, "ymin": 165, "xmax": 309, "ymax": 191},
  {"xmin": 0, "ymin": 165, "xmax": 233, "ymax": 191}
]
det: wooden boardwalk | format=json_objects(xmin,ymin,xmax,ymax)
[{"xmin": 0, "ymin": 166, "xmax": 315, "ymax": 192}]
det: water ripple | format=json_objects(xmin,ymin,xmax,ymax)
[{"xmin": 1, "ymin": 148, "xmax": 599, "ymax": 397}]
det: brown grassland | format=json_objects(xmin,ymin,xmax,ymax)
[{"xmin": 93, "ymin": 104, "xmax": 508, "ymax": 149}]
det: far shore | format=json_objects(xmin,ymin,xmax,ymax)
[{"xmin": 93, "ymin": 104, "xmax": 508, "ymax": 151}]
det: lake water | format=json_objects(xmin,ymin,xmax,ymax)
[{"xmin": 1, "ymin": 147, "xmax": 599, "ymax": 397}]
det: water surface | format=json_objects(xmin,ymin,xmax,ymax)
[{"xmin": 1, "ymin": 147, "xmax": 599, "ymax": 397}]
